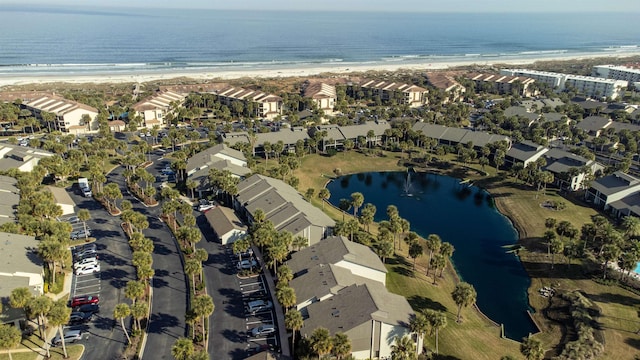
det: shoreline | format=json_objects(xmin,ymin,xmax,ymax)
[{"xmin": 2, "ymin": 51, "xmax": 640, "ymax": 87}]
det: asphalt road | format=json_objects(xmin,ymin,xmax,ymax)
[
  {"xmin": 66, "ymin": 185, "xmax": 133, "ymax": 360},
  {"xmin": 116, "ymin": 153, "xmax": 189, "ymax": 360}
]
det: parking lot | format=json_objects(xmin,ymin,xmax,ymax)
[{"xmin": 223, "ymin": 247, "xmax": 279, "ymax": 354}]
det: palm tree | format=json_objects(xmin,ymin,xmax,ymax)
[
  {"xmin": 114, "ymin": 303, "xmax": 132, "ymax": 344},
  {"xmin": 185, "ymin": 259, "xmax": 202, "ymax": 295},
  {"xmin": 0, "ymin": 324, "xmax": 21, "ymax": 360},
  {"xmin": 276, "ymin": 286, "xmax": 296, "ymax": 313},
  {"xmin": 621, "ymin": 215, "xmax": 640, "ymax": 239},
  {"xmin": 171, "ymin": 337, "xmax": 195, "ymax": 360},
  {"xmin": 408, "ymin": 312, "xmax": 429, "ymax": 355},
  {"xmin": 192, "ymin": 295, "xmax": 214, "ymax": 351},
  {"xmin": 408, "ymin": 242, "xmax": 423, "ymax": 271},
  {"xmin": 48, "ymin": 300, "xmax": 71, "ymax": 358},
  {"xmin": 425, "ymin": 309, "xmax": 447, "ymax": 354},
  {"xmin": 425, "ymin": 234, "xmax": 441, "ymax": 276},
  {"xmin": 130, "ymin": 302, "xmax": 147, "ymax": 331},
  {"xmin": 331, "ymin": 332, "xmax": 352, "ymax": 360},
  {"xmin": 310, "ymin": 327, "xmax": 333, "ymax": 359},
  {"xmin": 601, "ymin": 243, "xmax": 621, "ymax": 279},
  {"xmin": 550, "ymin": 238, "xmax": 564, "ymax": 269},
  {"xmin": 125, "ymin": 280, "xmax": 146, "ymax": 305},
  {"xmin": 350, "ymin": 192, "xmax": 364, "ymax": 217},
  {"xmin": 451, "ymin": 282, "xmax": 477, "ymax": 323},
  {"xmin": 430, "ymin": 254, "xmax": 446, "ymax": 284},
  {"xmin": 520, "ymin": 334, "xmax": 544, "ymax": 360},
  {"xmin": 285, "ymin": 309, "xmax": 303, "ymax": 350},
  {"xmin": 9, "ymin": 287, "xmax": 32, "ymax": 318},
  {"xmin": 318, "ymin": 188, "xmax": 330, "ymax": 209},
  {"xmin": 390, "ymin": 335, "xmax": 417, "ymax": 360},
  {"xmin": 38, "ymin": 239, "xmax": 65, "ymax": 285},
  {"xmin": 77, "ymin": 209, "xmax": 91, "ymax": 239},
  {"xmin": 28, "ymin": 295, "xmax": 52, "ymax": 339}
]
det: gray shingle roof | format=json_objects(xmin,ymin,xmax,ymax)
[
  {"xmin": 0, "ymin": 232, "xmax": 43, "ymax": 275},
  {"xmin": 506, "ymin": 141, "xmax": 548, "ymax": 162},
  {"xmin": 575, "ymin": 116, "xmax": 612, "ymax": 133},
  {"xmin": 204, "ymin": 206, "xmax": 247, "ymax": 238},
  {"xmin": 236, "ymin": 174, "xmax": 335, "ymax": 231},
  {"xmin": 290, "ymin": 263, "xmax": 376, "ymax": 304},
  {"xmin": 186, "ymin": 143, "xmax": 246, "ymax": 174},
  {"xmin": 412, "ymin": 122, "xmax": 510, "ymax": 148},
  {"xmin": 287, "ymin": 235, "xmax": 387, "ymax": 276},
  {"xmin": 301, "ymin": 282, "xmax": 413, "ymax": 336},
  {"xmin": 589, "ymin": 171, "xmax": 640, "ymax": 197}
]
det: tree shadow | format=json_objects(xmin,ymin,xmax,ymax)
[
  {"xmin": 588, "ymin": 292, "xmax": 640, "ymax": 308},
  {"xmin": 407, "ymin": 295, "xmax": 448, "ymax": 313},
  {"xmin": 147, "ymin": 312, "xmax": 180, "ymax": 336},
  {"xmin": 624, "ymin": 337, "xmax": 640, "ymax": 350}
]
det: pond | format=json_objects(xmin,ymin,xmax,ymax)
[{"xmin": 326, "ymin": 171, "xmax": 537, "ymax": 340}]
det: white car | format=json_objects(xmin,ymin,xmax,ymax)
[
  {"xmin": 250, "ymin": 324, "xmax": 276, "ymax": 337},
  {"xmin": 198, "ymin": 203, "xmax": 215, "ymax": 212},
  {"xmin": 75, "ymin": 263, "xmax": 100, "ymax": 275},
  {"xmin": 73, "ymin": 257, "xmax": 98, "ymax": 269},
  {"xmin": 237, "ymin": 259, "xmax": 257, "ymax": 270}
]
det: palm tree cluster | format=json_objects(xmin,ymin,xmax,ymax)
[
  {"xmin": 409, "ymin": 309, "xmax": 448, "ymax": 355},
  {"xmin": 8, "ymin": 288, "xmax": 71, "ymax": 358},
  {"xmin": 296, "ymin": 327, "xmax": 352, "ymax": 360}
]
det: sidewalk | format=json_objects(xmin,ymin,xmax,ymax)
[{"xmin": 33, "ymin": 271, "xmax": 74, "ymax": 360}]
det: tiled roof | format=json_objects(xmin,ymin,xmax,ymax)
[
  {"xmin": 25, "ymin": 94, "xmax": 98, "ymax": 115},
  {"xmin": 132, "ymin": 90, "xmax": 185, "ymax": 111},
  {"xmin": 303, "ymin": 82, "xmax": 336, "ymax": 99}
]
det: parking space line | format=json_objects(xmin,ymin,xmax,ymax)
[
  {"xmin": 247, "ymin": 337, "xmax": 275, "ymax": 343},
  {"xmin": 75, "ymin": 285, "xmax": 100, "ymax": 292}
]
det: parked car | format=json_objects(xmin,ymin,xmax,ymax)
[
  {"xmin": 244, "ymin": 290, "xmax": 268, "ymax": 302},
  {"xmin": 250, "ymin": 324, "xmax": 276, "ymax": 337},
  {"xmin": 247, "ymin": 300, "xmax": 273, "ymax": 314},
  {"xmin": 70, "ymin": 295, "xmax": 99, "ymax": 308},
  {"xmin": 75, "ymin": 263, "xmax": 100, "ymax": 275},
  {"xmin": 70, "ymin": 229, "xmax": 91, "ymax": 240},
  {"xmin": 68, "ymin": 311, "xmax": 93, "ymax": 325},
  {"xmin": 75, "ymin": 243, "xmax": 97, "ymax": 253},
  {"xmin": 237, "ymin": 259, "xmax": 257, "ymax": 270},
  {"xmin": 74, "ymin": 249, "xmax": 98, "ymax": 261},
  {"xmin": 161, "ymin": 167, "xmax": 174, "ymax": 175},
  {"xmin": 52, "ymin": 329, "xmax": 84, "ymax": 346},
  {"xmin": 198, "ymin": 203, "xmax": 215, "ymax": 212},
  {"xmin": 73, "ymin": 257, "xmax": 98, "ymax": 269},
  {"xmin": 236, "ymin": 248, "xmax": 254, "ymax": 259},
  {"xmin": 72, "ymin": 303, "xmax": 100, "ymax": 314}
]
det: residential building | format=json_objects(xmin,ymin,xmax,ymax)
[
  {"xmin": 412, "ymin": 122, "xmax": 512, "ymax": 150},
  {"xmin": 575, "ymin": 116, "xmax": 612, "ymax": 137},
  {"xmin": 287, "ymin": 235, "xmax": 388, "ymax": 285},
  {"xmin": 503, "ymin": 106, "xmax": 540, "ymax": 126},
  {"xmin": 592, "ymin": 64, "xmax": 640, "ymax": 85},
  {"xmin": 584, "ymin": 171, "xmax": 640, "ymax": 213},
  {"xmin": 309, "ymin": 120, "xmax": 391, "ymax": 152},
  {"xmin": 0, "ymin": 176, "xmax": 19, "ymax": 226},
  {"xmin": 234, "ymin": 175, "xmax": 335, "ymax": 245},
  {"xmin": 300, "ymin": 282, "xmax": 417, "ymax": 359},
  {"xmin": 215, "ymin": 86, "xmax": 282, "ymax": 119},
  {"xmin": 357, "ymin": 79, "xmax": 428, "ymax": 107},
  {"xmin": 0, "ymin": 144, "xmax": 53, "ymax": 173},
  {"xmin": 542, "ymin": 148, "xmax": 603, "ymax": 191},
  {"xmin": 24, "ymin": 94, "xmax": 98, "ymax": 134},
  {"xmin": 505, "ymin": 141, "xmax": 549, "ymax": 168},
  {"xmin": 131, "ymin": 90, "xmax": 186, "ymax": 128},
  {"xmin": 302, "ymin": 82, "xmax": 337, "ymax": 115},
  {"xmin": 466, "ymin": 73, "xmax": 537, "ymax": 97},
  {"xmin": 220, "ymin": 128, "xmax": 310, "ymax": 157},
  {"xmin": 46, "ymin": 186, "xmax": 75, "ymax": 216},
  {"xmin": 0, "ymin": 232, "xmax": 44, "ymax": 327},
  {"xmin": 425, "ymin": 73, "xmax": 466, "ymax": 102},
  {"xmin": 186, "ymin": 144, "xmax": 250, "ymax": 195},
  {"xmin": 501, "ymin": 69, "xmax": 628, "ymax": 100},
  {"xmin": 204, "ymin": 206, "xmax": 248, "ymax": 245}
]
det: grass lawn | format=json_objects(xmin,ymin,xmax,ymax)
[
  {"xmin": 291, "ymin": 149, "xmax": 640, "ymax": 357},
  {"xmin": 0, "ymin": 342, "xmax": 83, "ymax": 360},
  {"xmin": 386, "ymin": 256, "xmax": 521, "ymax": 359}
]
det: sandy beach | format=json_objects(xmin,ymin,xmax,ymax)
[{"xmin": 2, "ymin": 51, "xmax": 640, "ymax": 88}]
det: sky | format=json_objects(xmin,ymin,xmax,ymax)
[{"xmin": 7, "ymin": 0, "xmax": 640, "ymax": 12}]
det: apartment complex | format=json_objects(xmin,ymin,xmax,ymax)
[
  {"xmin": 501, "ymin": 69, "xmax": 628, "ymax": 100},
  {"xmin": 216, "ymin": 86, "xmax": 282, "ymax": 119},
  {"xmin": 356, "ymin": 79, "xmax": 428, "ymax": 107},
  {"xmin": 425, "ymin": 73, "xmax": 466, "ymax": 102},
  {"xmin": 302, "ymin": 82, "xmax": 337, "ymax": 114},
  {"xmin": 592, "ymin": 64, "xmax": 640, "ymax": 84},
  {"xmin": 24, "ymin": 94, "xmax": 98, "ymax": 133},
  {"xmin": 131, "ymin": 90, "xmax": 186, "ymax": 128},
  {"xmin": 467, "ymin": 73, "xmax": 537, "ymax": 97}
]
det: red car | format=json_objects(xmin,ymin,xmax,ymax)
[{"xmin": 70, "ymin": 295, "xmax": 99, "ymax": 308}]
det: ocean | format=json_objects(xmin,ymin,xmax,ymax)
[{"xmin": 0, "ymin": 6, "xmax": 639, "ymax": 76}]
